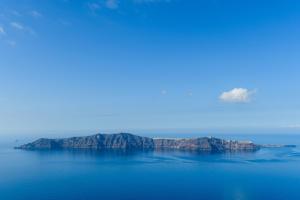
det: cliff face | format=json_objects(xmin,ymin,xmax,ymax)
[
  {"xmin": 16, "ymin": 133, "xmax": 259, "ymax": 152},
  {"xmin": 17, "ymin": 133, "xmax": 154, "ymax": 150},
  {"xmin": 154, "ymin": 138, "xmax": 259, "ymax": 152}
]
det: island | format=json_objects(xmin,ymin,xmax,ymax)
[{"xmin": 16, "ymin": 133, "xmax": 260, "ymax": 152}]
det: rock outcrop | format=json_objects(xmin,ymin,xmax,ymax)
[
  {"xmin": 16, "ymin": 133, "xmax": 260, "ymax": 152},
  {"xmin": 154, "ymin": 137, "xmax": 258, "ymax": 152}
]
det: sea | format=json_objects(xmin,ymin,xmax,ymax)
[{"xmin": 0, "ymin": 134, "xmax": 300, "ymax": 200}]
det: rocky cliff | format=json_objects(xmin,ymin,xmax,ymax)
[{"xmin": 16, "ymin": 133, "xmax": 260, "ymax": 152}]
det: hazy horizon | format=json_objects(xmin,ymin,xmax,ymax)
[{"xmin": 1, "ymin": 127, "xmax": 300, "ymax": 139}]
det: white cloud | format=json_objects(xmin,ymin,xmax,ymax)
[
  {"xmin": 134, "ymin": 0, "xmax": 171, "ymax": 3},
  {"xmin": 26, "ymin": 27, "xmax": 36, "ymax": 35},
  {"xmin": 10, "ymin": 22, "xmax": 35, "ymax": 35},
  {"xmin": 6, "ymin": 40, "xmax": 16, "ymax": 47},
  {"xmin": 58, "ymin": 19, "xmax": 72, "ymax": 26},
  {"xmin": 219, "ymin": 88, "xmax": 255, "ymax": 103},
  {"xmin": 284, "ymin": 124, "xmax": 300, "ymax": 129},
  {"xmin": 10, "ymin": 22, "xmax": 24, "ymax": 30},
  {"xmin": 87, "ymin": 0, "xmax": 119, "ymax": 12},
  {"xmin": 0, "ymin": 26, "xmax": 5, "ymax": 35},
  {"xmin": 161, "ymin": 90, "xmax": 167, "ymax": 95},
  {"xmin": 187, "ymin": 90, "xmax": 193, "ymax": 96},
  {"xmin": 11, "ymin": 10, "xmax": 21, "ymax": 17},
  {"xmin": 106, "ymin": 0, "xmax": 119, "ymax": 9},
  {"xmin": 87, "ymin": 2, "xmax": 101, "ymax": 11},
  {"xmin": 30, "ymin": 10, "xmax": 42, "ymax": 18}
]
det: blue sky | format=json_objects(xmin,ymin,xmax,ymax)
[{"xmin": 0, "ymin": 0, "xmax": 300, "ymax": 135}]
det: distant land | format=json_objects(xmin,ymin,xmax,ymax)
[{"xmin": 16, "ymin": 133, "xmax": 262, "ymax": 152}]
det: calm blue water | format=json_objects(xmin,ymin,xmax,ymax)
[{"xmin": 1, "ymin": 134, "xmax": 300, "ymax": 200}]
